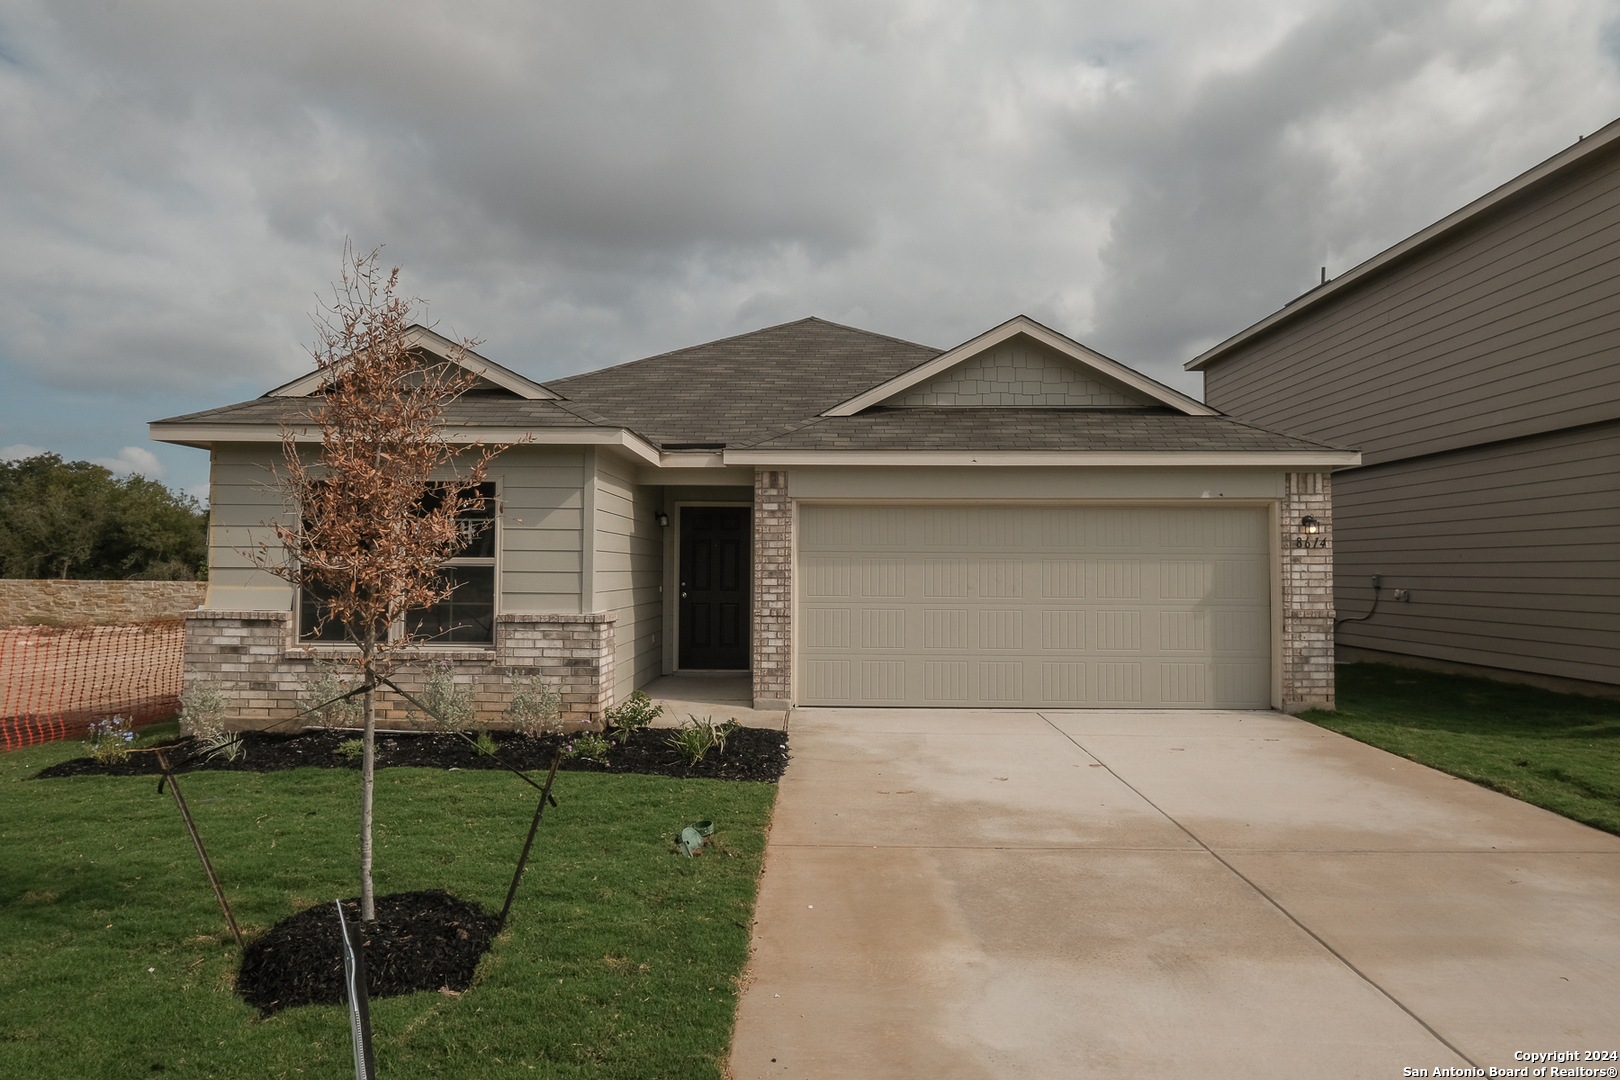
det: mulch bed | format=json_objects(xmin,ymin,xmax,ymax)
[
  {"xmin": 31, "ymin": 724, "xmax": 790, "ymax": 783},
  {"xmin": 238, "ymin": 890, "xmax": 496, "ymax": 1015},
  {"xmin": 32, "ymin": 724, "xmax": 789, "ymax": 1013}
]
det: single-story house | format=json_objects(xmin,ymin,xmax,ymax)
[
  {"xmin": 150, "ymin": 315, "xmax": 1359, "ymax": 725},
  {"xmin": 1188, "ymin": 117, "xmax": 1620, "ymax": 696}
]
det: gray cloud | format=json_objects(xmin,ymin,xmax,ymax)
[{"xmin": 1, "ymin": 0, "xmax": 1617, "ymax": 494}]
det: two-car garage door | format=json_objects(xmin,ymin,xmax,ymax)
[{"xmin": 797, "ymin": 504, "xmax": 1271, "ymax": 708}]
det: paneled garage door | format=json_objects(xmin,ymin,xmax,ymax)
[{"xmin": 798, "ymin": 505, "xmax": 1271, "ymax": 708}]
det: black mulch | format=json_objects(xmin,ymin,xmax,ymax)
[
  {"xmin": 238, "ymin": 890, "xmax": 496, "ymax": 1015},
  {"xmin": 31, "ymin": 725, "xmax": 790, "ymax": 783}
]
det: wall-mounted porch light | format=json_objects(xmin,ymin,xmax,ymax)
[
  {"xmin": 656, "ymin": 511, "xmax": 670, "ymax": 528},
  {"xmin": 1299, "ymin": 515, "xmax": 1320, "ymax": 534}
]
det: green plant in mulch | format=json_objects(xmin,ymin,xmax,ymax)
[
  {"xmin": 297, "ymin": 660, "xmax": 363, "ymax": 731},
  {"xmin": 177, "ymin": 681, "xmax": 228, "ymax": 739},
  {"xmin": 564, "ymin": 731, "xmax": 613, "ymax": 764},
  {"xmin": 1300, "ymin": 662, "xmax": 1620, "ymax": 835},
  {"xmin": 336, "ymin": 738, "xmax": 365, "ymax": 761},
  {"xmin": 414, "ymin": 658, "xmax": 475, "ymax": 733},
  {"xmin": 197, "ymin": 731, "xmax": 247, "ymax": 764},
  {"xmin": 666, "ymin": 716, "xmax": 741, "ymax": 766},
  {"xmin": 505, "ymin": 673, "xmax": 562, "ymax": 737},
  {"xmin": 606, "ymin": 689, "xmax": 665, "ymax": 737},
  {"xmin": 82, "ymin": 716, "xmax": 136, "ymax": 764},
  {"xmin": 474, "ymin": 731, "xmax": 498, "ymax": 757}
]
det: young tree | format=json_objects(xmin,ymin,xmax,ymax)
[{"xmin": 259, "ymin": 246, "xmax": 494, "ymax": 920}]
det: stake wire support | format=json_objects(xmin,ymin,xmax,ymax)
[{"xmin": 155, "ymin": 748, "xmax": 244, "ymax": 948}]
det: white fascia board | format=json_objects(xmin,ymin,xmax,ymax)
[
  {"xmin": 1187, "ymin": 117, "xmax": 1620, "ymax": 371},
  {"xmin": 826, "ymin": 315, "xmax": 1218, "ymax": 417},
  {"xmin": 268, "ymin": 325, "xmax": 558, "ymax": 400},
  {"xmin": 724, "ymin": 448, "xmax": 1361, "ymax": 468},
  {"xmin": 149, "ymin": 422, "xmax": 662, "ymax": 466}
]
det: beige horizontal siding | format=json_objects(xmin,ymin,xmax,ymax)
[
  {"xmin": 1331, "ymin": 423, "xmax": 1619, "ymax": 685},
  {"xmin": 1205, "ymin": 150, "xmax": 1620, "ymax": 464},
  {"xmin": 205, "ymin": 445, "xmax": 298, "ymax": 611},
  {"xmin": 493, "ymin": 447, "xmax": 588, "ymax": 615},
  {"xmin": 595, "ymin": 452, "xmax": 664, "ymax": 703}
]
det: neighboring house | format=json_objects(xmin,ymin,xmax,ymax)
[
  {"xmin": 1188, "ymin": 120, "xmax": 1620, "ymax": 695},
  {"xmin": 150, "ymin": 315, "xmax": 1357, "ymax": 726}
]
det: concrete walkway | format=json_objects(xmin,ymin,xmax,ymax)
[{"xmin": 729, "ymin": 709, "xmax": 1620, "ymax": 1079}]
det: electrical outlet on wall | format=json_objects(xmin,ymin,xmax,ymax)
[{"xmin": 1392, "ymin": 589, "xmax": 1411, "ymax": 601}]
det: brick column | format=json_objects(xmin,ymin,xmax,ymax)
[
  {"xmin": 752, "ymin": 469, "xmax": 792, "ymax": 710},
  {"xmin": 183, "ymin": 610, "xmax": 295, "ymax": 728},
  {"xmin": 1281, "ymin": 472, "xmax": 1336, "ymax": 713}
]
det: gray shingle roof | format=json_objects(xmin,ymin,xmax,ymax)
[
  {"xmin": 738, "ymin": 408, "xmax": 1346, "ymax": 452},
  {"xmin": 543, "ymin": 317, "xmax": 941, "ymax": 446},
  {"xmin": 154, "ymin": 317, "xmax": 1350, "ymax": 455}
]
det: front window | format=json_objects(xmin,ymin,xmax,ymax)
[{"xmin": 298, "ymin": 481, "xmax": 497, "ymax": 646}]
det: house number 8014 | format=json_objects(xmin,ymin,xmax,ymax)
[{"xmin": 1293, "ymin": 536, "xmax": 1330, "ymax": 549}]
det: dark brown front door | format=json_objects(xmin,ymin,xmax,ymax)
[{"xmin": 679, "ymin": 506, "xmax": 750, "ymax": 670}]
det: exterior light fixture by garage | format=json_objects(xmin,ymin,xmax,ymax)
[
  {"xmin": 1299, "ymin": 515, "xmax": 1320, "ymax": 534},
  {"xmin": 656, "ymin": 512, "xmax": 670, "ymax": 528}
]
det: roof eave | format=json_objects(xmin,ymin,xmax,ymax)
[
  {"xmin": 723, "ymin": 448, "xmax": 1361, "ymax": 468},
  {"xmin": 148, "ymin": 421, "xmax": 663, "ymax": 466},
  {"xmin": 1187, "ymin": 116, "xmax": 1620, "ymax": 371}
]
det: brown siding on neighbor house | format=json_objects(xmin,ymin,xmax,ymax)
[
  {"xmin": 1331, "ymin": 422, "xmax": 1620, "ymax": 685},
  {"xmin": 1203, "ymin": 149, "xmax": 1620, "ymax": 467}
]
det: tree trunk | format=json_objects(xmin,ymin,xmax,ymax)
[{"xmin": 360, "ymin": 679, "xmax": 376, "ymax": 921}]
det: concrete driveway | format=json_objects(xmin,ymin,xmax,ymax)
[{"xmin": 729, "ymin": 709, "xmax": 1620, "ymax": 1079}]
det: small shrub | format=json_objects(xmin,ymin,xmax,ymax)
[
  {"xmin": 298, "ymin": 661, "xmax": 363, "ymax": 730},
  {"xmin": 475, "ymin": 732, "xmax": 498, "ymax": 756},
  {"xmin": 664, "ymin": 715, "xmax": 740, "ymax": 766},
  {"xmin": 199, "ymin": 731, "xmax": 247, "ymax": 764},
  {"xmin": 84, "ymin": 716, "xmax": 137, "ymax": 764},
  {"xmin": 605, "ymin": 690, "xmax": 664, "ymax": 737},
  {"xmin": 336, "ymin": 738, "xmax": 364, "ymax": 760},
  {"xmin": 416, "ymin": 658, "xmax": 475, "ymax": 732},
  {"xmin": 506, "ymin": 674, "xmax": 562, "ymax": 737},
  {"xmin": 178, "ymin": 681, "xmax": 228, "ymax": 739},
  {"xmin": 563, "ymin": 731, "xmax": 613, "ymax": 764}
]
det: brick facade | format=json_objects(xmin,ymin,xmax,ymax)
[
  {"xmin": 1281, "ymin": 472, "xmax": 1336, "ymax": 713},
  {"xmin": 1, "ymin": 580, "xmax": 207, "ymax": 627},
  {"xmin": 751, "ymin": 469, "xmax": 792, "ymax": 709},
  {"xmin": 183, "ymin": 610, "xmax": 616, "ymax": 731}
]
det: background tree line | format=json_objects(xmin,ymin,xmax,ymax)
[{"xmin": 0, "ymin": 453, "xmax": 207, "ymax": 580}]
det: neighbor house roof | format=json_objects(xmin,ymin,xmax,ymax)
[{"xmin": 1188, "ymin": 114, "xmax": 1620, "ymax": 372}]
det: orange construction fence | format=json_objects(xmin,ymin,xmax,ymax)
[{"xmin": 0, "ymin": 620, "xmax": 185, "ymax": 751}]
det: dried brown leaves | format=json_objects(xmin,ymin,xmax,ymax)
[{"xmin": 257, "ymin": 245, "xmax": 496, "ymax": 669}]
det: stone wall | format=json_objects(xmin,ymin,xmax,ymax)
[
  {"xmin": 182, "ymin": 610, "xmax": 617, "ymax": 731},
  {"xmin": 0, "ymin": 580, "xmax": 207, "ymax": 627},
  {"xmin": 751, "ymin": 469, "xmax": 792, "ymax": 709},
  {"xmin": 1281, "ymin": 472, "xmax": 1336, "ymax": 713}
]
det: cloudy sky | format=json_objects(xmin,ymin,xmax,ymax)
[{"xmin": 3, "ymin": 0, "xmax": 1619, "ymax": 500}]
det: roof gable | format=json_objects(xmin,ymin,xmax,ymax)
[
  {"xmin": 267, "ymin": 324, "xmax": 558, "ymax": 401},
  {"xmin": 826, "ymin": 315, "xmax": 1216, "ymax": 416},
  {"xmin": 881, "ymin": 336, "xmax": 1155, "ymax": 407}
]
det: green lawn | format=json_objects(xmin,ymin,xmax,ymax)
[
  {"xmin": 1300, "ymin": 663, "xmax": 1620, "ymax": 835},
  {"xmin": 0, "ymin": 725, "xmax": 777, "ymax": 1079}
]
